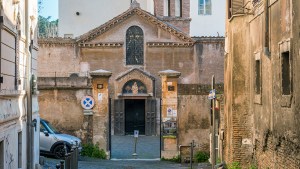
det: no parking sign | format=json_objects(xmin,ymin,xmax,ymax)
[{"xmin": 81, "ymin": 96, "xmax": 95, "ymax": 110}]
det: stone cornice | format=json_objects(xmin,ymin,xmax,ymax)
[
  {"xmin": 147, "ymin": 42, "xmax": 194, "ymax": 47},
  {"xmin": 77, "ymin": 7, "xmax": 194, "ymax": 43},
  {"xmin": 192, "ymin": 36, "xmax": 225, "ymax": 44},
  {"xmin": 158, "ymin": 70, "xmax": 181, "ymax": 77},
  {"xmin": 78, "ymin": 42, "xmax": 123, "ymax": 48},
  {"xmin": 38, "ymin": 38, "xmax": 76, "ymax": 46},
  {"xmin": 159, "ymin": 17, "xmax": 192, "ymax": 22}
]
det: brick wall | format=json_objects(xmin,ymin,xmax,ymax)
[
  {"xmin": 255, "ymin": 133, "xmax": 300, "ymax": 169},
  {"xmin": 154, "ymin": 0, "xmax": 190, "ymax": 34}
]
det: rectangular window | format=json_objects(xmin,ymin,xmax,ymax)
[
  {"xmin": 255, "ymin": 60, "xmax": 261, "ymax": 94},
  {"xmin": 164, "ymin": 0, "xmax": 170, "ymax": 16},
  {"xmin": 175, "ymin": 0, "xmax": 182, "ymax": 17},
  {"xmin": 18, "ymin": 132, "xmax": 22, "ymax": 168},
  {"xmin": 0, "ymin": 140, "xmax": 3, "ymax": 169},
  {"xmin": 198, "ymin": 0, "xmax": 212, "ymax": 15},
  {"xmin": 282, "ymin": 51, "xmax": 291, "ymax": 95}
]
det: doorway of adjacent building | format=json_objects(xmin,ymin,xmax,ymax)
[{"xmin": 125, "ymin": 99, "xmax": 145, "ymax": 135}]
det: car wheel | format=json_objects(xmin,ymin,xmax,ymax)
[{"xmin": 53, "ymin": 144, "xmax": 68, "ymax": 159}]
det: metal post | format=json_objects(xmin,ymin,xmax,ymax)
[
  {"xmin": 56, "ymin": 164, "xmax": 60, "ymax": 169},
  {"xmin": 60, "ymin": 160, "xmax": 64, "ymax": 169},
  {"xmin": 70, "ymin": 148, "xmax": 74, "ymax": 169},
  {"xmin": 211, "ymin": 75, "xmax": 216, "ymax": 168},
  {"xmin": 132, "ymin": 137, "xmax": 138, "ymax": 158},
  {"xmin": 65, "ymin": 153, "xmax": 70, "ymax": 169},
  {"xmin": 74, "ymin": 141, "xmax": 78, "ymax": 169},
  {"xmin": 190, "ymin": 140, "xmax": 194, "ymax": 169},
  {"xmin": 25, "ymin": 0, "xmax": 33, "ymax": 168}
]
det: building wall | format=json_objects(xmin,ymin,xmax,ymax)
[
  {"xmin": 0, "ymin": 0, "xmax": 39, "ymax": 168},
  {"xmin": 38, "ymin": 7, "xmax": 224, "ymax": 153},
  {"xmin": 190, "ymin": 0, "xmax": 225, "ymax": 36},
  {"xmin": 58, "ymin": 0, "xmax": 192, "ymax": 37},
  {"xmin": 58, "ymin": 0, "xmax": 153, "ymax": 37},
  {"xmin": 224, "ymin": 0, "xmax": 300, "ymax": 168}
]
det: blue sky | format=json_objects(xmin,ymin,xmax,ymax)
[{"xmin": 39, "ymin": 0, "xmax": 58, "ymax": 20}]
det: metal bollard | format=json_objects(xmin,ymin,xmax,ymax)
[
  {"xmin": 70, "ymin": 148, "xmax": 74, "ymax": 169},
  {"xmin": 190, "ymin": 140, "xmax": 195, "ymax": 169},
  {"xmin": 65, "ymin": 153, "xmax": 71, "ymax": 169},
  {"xmin": 60, "ymin": 160, "xmax": 64, "ymax": 169},
  {"xmin": 74, "ymin": 141, "xmax": 79, "ymax": 169}
]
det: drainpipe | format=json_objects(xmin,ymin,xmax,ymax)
[
  {"xmin": 25, "ymin": 0, "xmax": 33, "ymax": 168},
  {"xmin": 264, "ymin": 0, "xmax": 271, "ymax": 56}
]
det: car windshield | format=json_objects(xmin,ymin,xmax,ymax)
[{"xmin": 43, "ymin": 121, "xmax": 61, "ymax": 134}]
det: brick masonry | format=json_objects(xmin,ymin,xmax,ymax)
[{"xmin": 224, "ymin": 0, "xmax": 300, "ymax": 168}]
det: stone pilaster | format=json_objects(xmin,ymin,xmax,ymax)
[
  {"xmin": 159, "ymin": 69, "xmax": 181, "ymax": 158},
  {"xmin": 90, "ymin": 69, "xmax": 112, "ymax": 152}
]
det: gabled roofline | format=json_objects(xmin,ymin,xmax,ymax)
[
  {"xmin": 116, "ymin": 68, "xmax": 155, "ymax": 81},
  {"xmin": 76, "ymin": 7, "xmax": 194, "ymax": 43}
]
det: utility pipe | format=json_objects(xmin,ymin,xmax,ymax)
[
  {"xmin": 264, "ymin": 0, "xmax": 271, "ymax": 56},
  {"xmin": 25, "ymin": 0, "xmax": 33, "ymax": 168}
]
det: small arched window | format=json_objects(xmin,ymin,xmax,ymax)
[
  {"xmin": 122, "ymin": 80, "xmax": 147, "ymax": 94},
  {"xmin": 126, "ymin": 26, "xmax": 144, "ymax": 65}
]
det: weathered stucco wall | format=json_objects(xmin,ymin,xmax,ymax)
[
  {"xmin": 178, "ymin": 95, "xmax": 210, "ymax": 151},
  {"xmin": 39, "ymin": 89, "xmax": 90, "ymax": 137},
  {"xmin": 224, "ymin": 0, "xmax": 300, "ymax": 168}
]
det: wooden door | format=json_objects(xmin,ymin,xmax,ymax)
[
  {"xmin": 145, "ymin": 99, "xmax": 156, "ymax": 136},
  {"xmin": 114, "ymin": 99, "xmax": 125, "ymax": 135}
]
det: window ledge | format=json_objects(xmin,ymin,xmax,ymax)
[
  {"xmin": 281, "ymin": 95, "xmax": 292, "ymax": 107},
  {"xmin": 0, "ymin": 90, "xmax": 26, "ymax": 97},
  {"xmin": 254, "ymin": 94, "xmax": 262, "ymax": 104}
]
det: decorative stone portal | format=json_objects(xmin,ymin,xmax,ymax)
[
  {"xmin": 113, "ymin": 68, "xmax": 158, "ymax": 136},
  {"xmin": 111, "ymin": 69, "xmax": 160, "ymax": 159}
]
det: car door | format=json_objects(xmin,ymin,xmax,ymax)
[{"xmin": 39, "ymin": 121, "xmax": 54, "ymax": 152}]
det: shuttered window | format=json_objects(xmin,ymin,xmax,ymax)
[{"xmin": 228, "ymin": 0, "xmax": 244, "ymax": 18}]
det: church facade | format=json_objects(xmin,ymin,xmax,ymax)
[{"xmin": 38, "ymin": 1, "xmax": 224, "ymax": 158}]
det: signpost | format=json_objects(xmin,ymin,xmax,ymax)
[
  {"xmin": 81, "ymin": 96, "xmax": 95, "ymax": 110},
  {"xmin": 132, "ymin": 130, "xmax": 139, "ymax": 158},
  {"xmin": 210, "ymin": 75, "xmax": 216, "ymax": 169}
]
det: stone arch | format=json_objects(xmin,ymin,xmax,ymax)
[{"xmin": 114, "ymin": 69, "xmax": 155, "ymax": 97}]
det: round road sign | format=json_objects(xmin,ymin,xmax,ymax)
[{"xmin": 81, "ymin": 96, "xmax": 95, "ymax": 110}]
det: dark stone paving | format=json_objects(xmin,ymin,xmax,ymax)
[
  {"xmin": 111, "ymin": 135, "xmax": 160, "ymax": 159},
  {"xmin": 42, "ymin": 157, "xmax": 212, "ymax": 169}
]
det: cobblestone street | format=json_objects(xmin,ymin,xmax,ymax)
[{"xmin": 42, "ymin": 157, "xmax": 211, "ymax": 169}]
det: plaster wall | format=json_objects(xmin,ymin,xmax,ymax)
[
  {"xmin": 190, "ymin": 0, "xmax": 225, "ymax": 36},
  {"xmin": 0, "ymin": 0, "xmax": 40, "ymax": 168},
  {"xmin": 178, "ymin": 95, "xmax": 210, "ymax": 151},
  {"xmin": 58, "ymin": 0, "xmax": 154, "ymax": 37}
]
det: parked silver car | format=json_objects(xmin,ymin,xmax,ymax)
[{"xmin": 40, "ymin": 119, "xmax": 82, "ymax": 159}]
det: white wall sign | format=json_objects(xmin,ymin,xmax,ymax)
[
  {"xmin": 81, "ymin": 96, "xmax": 95, "ymax": 110},
  {"xmin": 167, "ymin": 107, "xmax": 173, "ymax": 117},
  {"xmin": 172, "ymin": 110, "xmax": 177, "ymax": 117},
  {"xmin": 98, "ymin": 93, "xmax": 103, "ymax": 101},
  {"xmin": 134, "ymin": 130, "xmax": 139, "ymax": 138}
]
